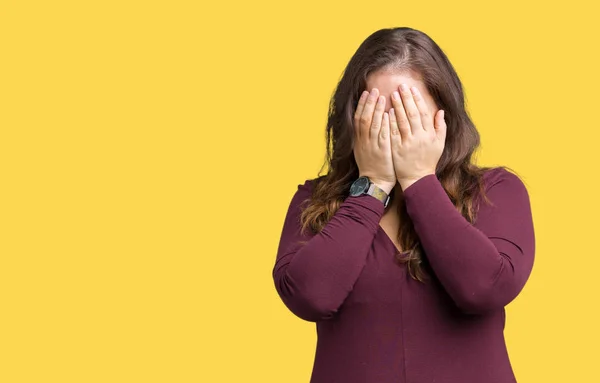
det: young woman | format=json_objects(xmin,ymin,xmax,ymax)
[{"xmin": 272, "ymin": 27, "xmax": 535, "ymax": 383}]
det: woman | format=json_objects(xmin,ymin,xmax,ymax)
[{"xmin": 272, "ymin": 27, "xmax": 535, "ymax": 383}]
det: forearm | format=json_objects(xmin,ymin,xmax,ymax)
[
  {"xmin": 402, "ymin": 173, "xmax": 535, "ymax": 313},
  {"xmin": 274, "ymin": 193, "xmax": 385, "ymax": 321}
]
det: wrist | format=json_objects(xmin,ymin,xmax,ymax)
[
  {"xmin": 398, "ymin": 172, "xmax": 436, "ymax": 191},
  {"xmin": 369, "ymin": 180, "xmax": 395, "ymax": 195},
  {"xmin": 357, "ymin": 174, "xmax": 396, "ymax": 194}
]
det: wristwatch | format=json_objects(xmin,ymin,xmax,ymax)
[{"xmin": 349, "ymin": 176, "xmax": 391, "ymax": 207}]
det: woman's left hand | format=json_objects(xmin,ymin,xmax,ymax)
[{"xmin": 389, "ymin": 84, "xmax": 447, "ymax": 191}]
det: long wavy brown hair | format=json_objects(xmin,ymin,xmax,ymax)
[{"xmin": 297, "ymin": 27, "xmax": 517, "ymax": 282}]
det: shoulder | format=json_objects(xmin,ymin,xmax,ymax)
[
  {"xmin": 297, "ymin": 178, "xmax": 315, "ymax": 193},
  {"xmin": 291, "ymin": 175, "xmax": 326, "ymax": 207},
  {"xmin": 477, "ymin": 167, "xmax": 531, "ymax": 214},
  {"xmin": 482, "ymin": 166, "xmax": 530, "ymax": 196},
  {"xmin": 474, "ymin": 167, "xmax": 535, "ymax": 244},
  {"xmin": 296, "ymin": 175, "xmax": 327, "ymax": 194}
]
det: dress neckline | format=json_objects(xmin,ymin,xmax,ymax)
[{"xmin": 377, "ymin": 224, "xmax": 410, "ymax": 255}]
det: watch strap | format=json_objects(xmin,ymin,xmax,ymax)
[{"xmin": 367, "ymin": 182, "xmax": 391, "ymax": 207}]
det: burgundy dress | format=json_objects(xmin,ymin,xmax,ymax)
[{"xmin": 272, "ymin": 167, "xmax": 535, "ymax": 383}]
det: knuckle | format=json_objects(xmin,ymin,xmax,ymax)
[
  {"xmin": 406, "ymin": 109, "xmax": 418, "ymax": 119},
  {"xmin": 359, "ymin": 115, "xmax": 370, "ymax": 125}
]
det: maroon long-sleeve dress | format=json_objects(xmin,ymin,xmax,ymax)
[{"xmin": 272, "ymin": 167, "xmax": 535, "ymax": 383}]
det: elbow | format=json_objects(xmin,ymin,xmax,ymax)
[
  {"xmin": 452, "ymin": 289, "xmax": 509, "ymax": 314},
  {"xmin": 273, "ymin": 272, "xmax": 338, "ymax": 322},
  {"xmin": 450, "ymin": 253, "xmax": 533, "ymax": 315},
  {"xmin": 282, "ymin": 292, "xmax": 338, "ymax": 322},
  {"xmin": 450, "ymin": 278, "xmax": 525, "ymax": 315}
]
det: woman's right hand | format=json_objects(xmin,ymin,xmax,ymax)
[{"xmin": 353, "ymin": 88, "xmax": 397, "ymax": 195}]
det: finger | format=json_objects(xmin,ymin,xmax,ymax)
[
  {"xmin": 379, "ymin": 111, "xmax": 390, "ymax": 149},
  {"xmin": 399, "ymin": 84, "xmax": 422, "ymax": 134},
  {"xmin": 434, "ymin": 109, "xmax": 447, "ymax": 142},
  {"xmin": 360, "ymin": 88, "xmax": 379, "ymax": 142},
  {"xmin": 389, "ymin": 107, "xmax": 402, "ymax": 146},
  {"xmin": 391, "ymin": 91, "xmax": 411, "ymax": 139},
  {"xmin": 370, "ymin": 95, "xmax": 386, "ymax": 142},
  {"xmin": 410, "ymin": 86, "xmax": 433, "ymax": 132},
  {"xmin": 353, "ymin": 90, "xmax": 369, "ymax": 139}
]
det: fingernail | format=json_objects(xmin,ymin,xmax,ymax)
[
  {"xmin": 400, "ymin": 83, "xmax": 408, "ymax": 91},
  {"xmin": 393, "ymin": 91, "xmax": 400, "ymax": 100}
]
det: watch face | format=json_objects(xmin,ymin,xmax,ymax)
[{"xmin": 349, "ymin": 176, "xmax": 370, "ymax": 196}]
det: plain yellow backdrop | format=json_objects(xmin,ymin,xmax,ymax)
[{"xmin": 1, "ymin": 0, "xmax": 599, "ymax": 382}]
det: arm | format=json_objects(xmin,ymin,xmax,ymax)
[
  {"xmin": 272, "ymin": 179, "xmax": 385, "ymax": 322},
  {"xmin": 403, "ymin": 168, "xmax": 535, "ymax": 314}
]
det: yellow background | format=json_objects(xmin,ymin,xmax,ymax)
[{"xmin": 1, "ymin": 0, "xmax": 599, "ymax": 382}]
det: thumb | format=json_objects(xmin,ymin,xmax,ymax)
[{"xmin": 434, "ymin": 109, "xmax": 447, "ymax": 141}]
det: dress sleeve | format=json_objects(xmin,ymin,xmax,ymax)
[
  {"xmin": 272, "ymin": 179, "xmax": 386, "ymax": 322},
  {"xmin": 402, "ymin": 168, "xmax": 536, "ymax": 314}
]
